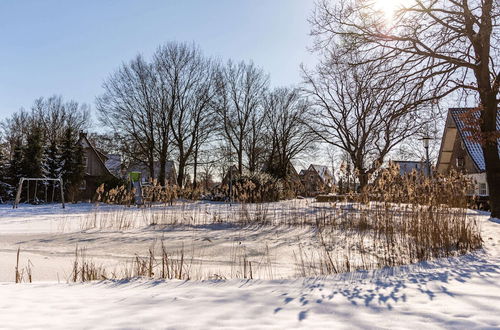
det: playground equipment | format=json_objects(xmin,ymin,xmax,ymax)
[
  {"xmin": 13, "ymin": 177, "xmax": 65, "ymax": 209},
  {"xmin": 129, "ymin": 172, "xmax": 143, "ymax": 205}
]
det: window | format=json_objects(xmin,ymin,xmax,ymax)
[
  {"xmin": 80, "ymin": 180, "xmax": 87, "ymax": 190},
  {"xmin": 479, "ymin": 183, "xmax": 487, "ymax": 196},
  {"xmin": 456, "ymin": 157, "xmax": 465, "ymax": 168}
]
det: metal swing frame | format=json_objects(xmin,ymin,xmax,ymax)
[{"xmin": 13, "ymin": 177, "xmax": 65, "ymax": 209}]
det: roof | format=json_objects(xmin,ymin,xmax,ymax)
[
  {"xmin": 449, "ymin": 108, "xmax": 500, "ymax": 172},
  {"xmin": 127, "ymin": 160, "xmax": 176, "ymax": 181},
  {"xmin": 105, "ymin": 154, "xmax": 122, "ymax": 176},
  {"xmin": 308, "ymin": 164, "xmax": 333, "ymax": 183},
  {"xmin": 78, "ymin": 132, "xmax": 114, "ymax": 177},
  {"xmin": 393, "ymin": 160, "xmax": 429, "ymax": 176}
]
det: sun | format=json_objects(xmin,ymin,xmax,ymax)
[{"xmin": 373, "ymin": 0, "xmax": 412, "ymax": 21}]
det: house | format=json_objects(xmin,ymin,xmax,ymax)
[
  {"xmin": 299, "ymin": 164, "xmax": 334, "ymax": 196},
  {"xmin": 436, "ymin": 108, "xmax": 500, "ymax": 197},
  {"xmin": 78, "ymin": 132, "xmax": 119, "ymax": 200},
  {"xmin": 394, "ymin": 161, "xmax": 430, "ymax": 177},
  {"xmin": 221, "ymin": 165, "xmax": 239, "ymax": 186},
  {"xmin": 127, "ymin": 160, "xmax": 177, "ymax": 185}
]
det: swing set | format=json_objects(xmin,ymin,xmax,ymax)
[{"xmin": 13, "ymin": 177, "xmax": 65, "ymax": 209}]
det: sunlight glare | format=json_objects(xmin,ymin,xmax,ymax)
[{"xmin": 374, "ymin": 0, "xmax": 412, "ymax": 21}]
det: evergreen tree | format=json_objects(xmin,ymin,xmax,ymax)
[
  {"xmin": 0, "ymin": 148, "xmax": 6, "ymax": 181},
  {"xmin": 9, "ymin": 139, "xmax": 24, "ymax": 187},
  {"xmin": 43, "ymin": 139, "xmax": 62, "ymax": 202},
  {"xmin": 21, "ymin": 127, "xmax": 44, "ymax": 178},
  {"xmin": 0, "ymin": 148, "xmax": 9, "ymax": 202},
  {"xmin": 44, "ymin": 139, "xmax": 61, "ymax": 178},
  {"xmin": 60, "ymin": 128, "xmax": 85, "ymax": 202},
  {"xmin": 20, "ymin": 127, "xmax": 44, "ymax": 202}
]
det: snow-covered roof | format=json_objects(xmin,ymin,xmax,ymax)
[{"xmin": 450, "ymin": 108, "xmax": 500, "ymax": 172}]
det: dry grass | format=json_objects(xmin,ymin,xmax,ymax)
[
  {"xmin": 14, "ymin": 247, "xmax": 33, "ymax": 283},
  {"xmin": 56, "ymin": 167, "xmax": 484, "ymax": 281},
  {"xmin": 71, "ymin": 246, "xmax": 108, "ymax": 282}
]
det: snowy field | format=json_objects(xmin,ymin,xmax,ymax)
[{"xmin": 0, "ymin": 201, "xmax": 499, "ymax": 329}]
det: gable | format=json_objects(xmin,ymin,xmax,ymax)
[
  {"xmin": 78, "ymin": 133, "xmax": 114, "ymax": 178},
  {"xmin": 437, "ymin": 108, "xmax": 500, "ymax": 174},
  {"xmin": 450, "ymin": 108, "xmax": 499, "ymax": 172}
]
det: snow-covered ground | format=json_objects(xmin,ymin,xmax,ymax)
[
  {"xmin": 0, "ymin": 201, "xmax": 327, "ymax": 281},
  {"xmin": 0, "ymin": 202, "xmax": 499, "ymax": 329}
]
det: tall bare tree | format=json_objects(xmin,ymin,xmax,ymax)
[
  {"xmin": 32, "ymin": 96, "xmax": 90, "ymax": 145},
  {"xmin": 303, "ymin": 51, "xmax": 435, "ymax": 189},
  {"xmin": 1, "ymin": 96, "xmax": 90, "ymax": 159},
  {"xmin": 97, "ymin": 55, "xmax": 170, "ymax": 182},
  {"xmin": 263, "ymin": 87, "xmax": 318, "ymax": 179},
  {"xmin": 215, "ymin": 61, "xmax": 269, "ymax": 175},
  {"xmin": 310, "ymin": 0, "xmax": 500, "ymax": 215},
  {"xmin": 154, "ymin": 43, "xmax": 216, "ymax": 187}
]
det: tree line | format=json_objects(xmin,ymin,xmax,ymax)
[
  {"xmin": 0, "ymin": 96, "xmax": 89, "ymax": 202},
  {"xmin": 1, "ymin": 0, "xmax": 497, "ymax": 213},
  {"xmin": 96, "ymin": 42, "xmax": 319, "ymax": 189},
  {"xmin": 0, "ymin": 40, "xmax": 448, "ymax": 201}
]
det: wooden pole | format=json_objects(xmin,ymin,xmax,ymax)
[
  {"xmin": 13, "ymin": 178, "xmax": 24, "ymax": 209},
  {"xmin": 60, "ymin": 178, "xmax": 65, "ymax": 209}
]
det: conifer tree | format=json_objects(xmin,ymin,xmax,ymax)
[
  {"xmin": 44, "ymin": 140, "xmax": 61, "ymax": 177},
  {"xmin": 21, "ymin": 127, "xmax": 44, "ymax": 178},
  {"xmin": 0, "ymin": 148, "xmax": 8, "ymax": 201},
  {"xmin": 43, "ymin": 139, "xmax": 62, "ymax": 202},
  {"xmin": 9, "ymin": 139, "xmax": 24, "ymax": 188},
  {"xmin": 20, "ymin": 127, "xmax": 44, "ymax": 202},
  {"xmin": 60, "ymin": 128, "xmax": 85, "ymax": 202}
]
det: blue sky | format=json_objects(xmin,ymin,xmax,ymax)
[{"xmin": 0, "ymin": 0, "xmax": 316, "ymax": 119}]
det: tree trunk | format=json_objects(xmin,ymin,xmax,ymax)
[
  {"xmin": 158, "ymin": 141, "xmax": 168, "ymax": 187},
  {"xmin": 158, "ymin": 157, "xmax": 166, "ymax": 186},
  {"xmin": 193, "ymin": 151, "xmax": 198, "ymax": 190},
  {"xmin": 177, "ymin": 158, "xmax": 185, "ymax": 188},
  {"xmin": 484, "ymin": 144, "xmax": 500, "ymax": 218},
  {"xmin": 148, "ymin": 156, "xmax": 155, "ymax": 183},
  {"xmin": 478, "ymin": 80, "xmax": 500, "ymax": 218},
  {"xmin": 237, "ymin": 149, "xmax": 243, "ymax": 176},
  {"xmin": 193, "ymin": 135, "xmax": 199, "ymax": 190},
  {"xmin": 482, "ymin": 100, "xmax": 500, "ymax": 218},
  {"xmin": 357, "ymin": 171, "xmax": 369, "ymax": 193}
]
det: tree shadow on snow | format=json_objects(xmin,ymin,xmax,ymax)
[{"xmin": 298, "ymin": 251, "xmax": 499, "ymax": 311}]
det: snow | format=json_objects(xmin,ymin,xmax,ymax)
[{"xmin": 0, "ymin": 202, "xmax": 499, "ymax": 329}]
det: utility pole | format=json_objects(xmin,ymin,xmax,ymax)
[{"xmin": 421, "ymin": 136, "xmax": 432, "ymax": 178}]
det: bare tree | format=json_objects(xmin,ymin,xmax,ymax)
[
  {"xmin": 303, "ymin": 52, "xmax": 435, "ymax": 189},
  {"xmin": 32, "ymin": 96, "xmax": 90, "ymax": 145},
  {"xmin": 310, "ymin": 0, "xmax": 500, "ymax": 215},
  {"xmin": 214, "ymin": 60, "xmax": 269, "ymax": 175},
  {"xmin": 244, "ymin": 111, "xmax": 267, "ymax": 173},
  {"xmin": 263, "ymin": 87, "xmax": 318, "ymax": 179},
  {"xmin": 1, "ymin": 96, "xmax": 90, "ymax": 159},
  {"xmin": 97, "ymin": 55, "xmax": 159, "ymax": 180},
  {"xmin": 154, "ymin": 43, "xmax": 216, "ymax": 187}
]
